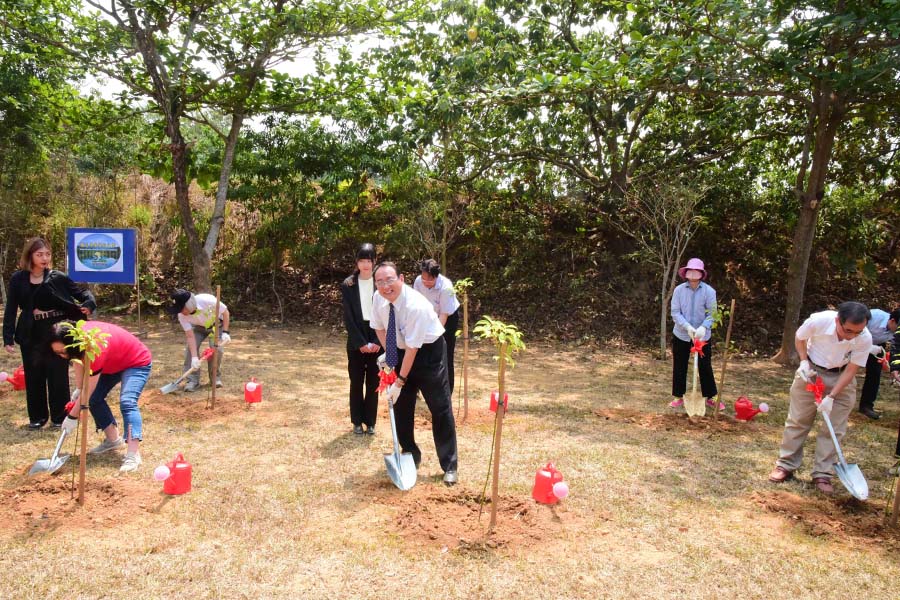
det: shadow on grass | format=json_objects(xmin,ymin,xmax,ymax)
[{"xmin": 320, "ymin": 431, "xmax": 374, "ymax": 459}]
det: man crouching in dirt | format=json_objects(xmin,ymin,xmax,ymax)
[
  {"xmin": 370, "ymin": 261, "xmax": 459, "ymax": 486},
  {"xmin": 166, "ymin": 289, "xmax": 231, "ymax": 392},
  {"xmin": 769, "ymin": 302, "xmax": 872, "ymax": 494}
]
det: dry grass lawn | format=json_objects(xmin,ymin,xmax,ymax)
[{"xmin": 2, "ymin": 316, "xmax": 900, "ymax": 599}]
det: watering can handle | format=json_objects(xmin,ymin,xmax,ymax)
[{"xmin": 174, "ymin": 453, "xmax": 184, "ymax": 463}]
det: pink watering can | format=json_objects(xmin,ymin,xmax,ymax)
[{"xmin": 734, "ymin": 396, "xmax": 769, "ymax": 421}]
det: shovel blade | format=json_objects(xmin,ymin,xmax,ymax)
[
  {"xmin": 28, "ymin": 453, "xmax": 71, "ymax": 476},
  {"xmin": 159, "ymin": 382, "xmax": 179, "ymax": 394},
  {"xmin": 835, "ymin": 462, "xmax": 869, "ymax": 501},
  {"xmin": 684, "ymin": 395, "xmax": 706, "ymax": 417},
  {"xmin": 383, "ymin": 452, "xmax": 417, "ymax": 491}
]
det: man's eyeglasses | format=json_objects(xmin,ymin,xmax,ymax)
[
  {"xmin": 838, "ymin": 321, "xmax": 866, "ymax": 336},
  {"xmin": 375, "ymin": 277, "xmax": 398, "ymax": 288}
]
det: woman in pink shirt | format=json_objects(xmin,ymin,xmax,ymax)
[{"xmin": 48, "ymin": 321, "xmax": 151, "ymax": 473}]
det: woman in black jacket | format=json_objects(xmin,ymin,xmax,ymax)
[
  {"xmin": 3, "ymin": 237, "xmax": 96, "ymax": 429},
  {"xmin": 340, "ymin": 243, "xmax": 381, "ymax": 435}
]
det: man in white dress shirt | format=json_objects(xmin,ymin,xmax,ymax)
[
  {"xmin": 769, "ymin": 302, "xmax": 872, "ymax": 494},
  {"xmin": 370, "ymin": 262, "xmax": 458, "ymax": 485}
]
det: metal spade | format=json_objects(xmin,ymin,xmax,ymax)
[
  {"xmin": 684, "ymin": 346, "xmax": 706, "ymax": 417},
  {"xmin": 383, "ymin": 393, "xmax": 416, "ymax": 491},
  {"xmin": 160, "ymin": 365, "xmax": 200, "ymax": 394},
  {"xmin": 29, "ymin": 429, "xmax": 71, "ymax": 476},
  {"xmin": 822, "ymin": 411, "xmax": 869, "ymax": 500}
]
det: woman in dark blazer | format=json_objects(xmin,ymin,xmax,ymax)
[
  {"xmin": 3, "ymin": 237, "xmax": 96, "ymax": 429},
  {"xmin": 340, "ymin": 243, "xmax": 381, "ymax": 435}
]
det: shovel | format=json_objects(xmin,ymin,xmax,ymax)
[
  {"xmin": 29, "ymin": 429, "xmax": 71, "ymax": 476},
  {"xmin": 685, "ymin": 340, "xmax": 706, "ymax": 417},
  {"xmin": 160, "ymin": 365, "xmax": 200, "ymax": 394},
  {"xmin": 160, "ymin": 348, "xmax": 216, "ymax": 394},
  {"xmin": 822, "ymin": 411, "xmax": 869, "ymax": 500},
  {"xmin": 383, "ymin": 392, "xmax": 417, "ymax": 491}
]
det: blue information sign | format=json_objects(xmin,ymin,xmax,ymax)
[{"xmin": 66, "ymin": 228, "xmax": 137, "ymax": 284}]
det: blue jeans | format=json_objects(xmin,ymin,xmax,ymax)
[{"xmin": 89, "ymin": 364, "xmax": 151, "ymax": 441}]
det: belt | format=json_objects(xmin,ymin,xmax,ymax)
[
  {"xmin": 810, "ymin": 360, "xmax": 845, "ymax": 374},
  {"xmin": 33, "ymin": 309, "xmax": 65, "ymax": 321}
]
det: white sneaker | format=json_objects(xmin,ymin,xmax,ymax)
[
  {"xmin": 88, "ymin": 436, "xmax": 126, "ymax": 454},
  {"xmin": 184, "ymin": 381, "xmax": 201, "ymax": 392},
  {"xmin": 120, "ymin": 452, "xmax": 142, "ymax": 472}
]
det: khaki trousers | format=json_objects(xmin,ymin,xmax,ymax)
[{"xmin": 775, "ymin": 369, "xmax": 856, "ymax": 480}]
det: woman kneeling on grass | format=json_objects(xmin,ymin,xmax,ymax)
[{"xmin": 50, "ymin": 321, "xmax": 151, "ymax": 473}]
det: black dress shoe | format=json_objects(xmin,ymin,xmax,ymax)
[
  {"xmin": 365, "ymin": 424, "xmax": 375, "ymax": 435},
  {"xmin": 353, "ymin": 425, "xmax": 364, "ymax": 435},
  {"xmin": 443, "ymin": 470, "xmax": 458, "ymax": 486},
  {"xmin": 27, "ymin": 421, "xmax": 46, "ymax": 430},
  {"xmin": 860, "ymin": 407, "xmax": 882, "ymax": 420}
]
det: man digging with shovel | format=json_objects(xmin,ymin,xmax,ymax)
[
  {"xmin": 769, "ymin": 302, "xmax": 872, "ymax": 495},
  {"xmin": 370, "ymin": 262, "xmax": 459, "ymax": 486},
  {"xmin": 166, "ymin": 289, "xmax": 231, "ymax": 392}
]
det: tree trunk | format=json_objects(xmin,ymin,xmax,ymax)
[
  {"xmin": 204, "ymin": 112, "xmax": 245, "ymax": 260},
  {"xmin": 773, "ymin": 90, "xmax": 845, "ymax": 365},
  {"xmin": 659, "ymin": 277, "xmax": 668, "ymax": 360},
  {"xmin": 169, "ymin": 131, "xmax": 211, "ymax": 292}
]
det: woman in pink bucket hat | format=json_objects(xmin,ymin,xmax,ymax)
[{"xmin": 670, "ymin": 258, "xmax": 721, "ymax": 410}]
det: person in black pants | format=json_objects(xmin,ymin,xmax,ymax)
[
  {"xmin": 370, "ymin": 261, "xmax": 459, "ymax": 485},
  {"xmin": 340, "ymin": 243, "xmax": 382, "ymax": 435},
  {"xmin": 857, "ymin": 308, "xmax": 899, "ymax": 420},
  {"xmin": 3, "ymin": 237, "xmax": 96, "ymax": 429},
  {"xmin": 413, "ymin": 259, "xmax": 461, "ymax": 395}
]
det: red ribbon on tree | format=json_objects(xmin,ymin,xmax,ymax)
[
  {"xmin": 377, "ymin": 369, "xmax": 396, "ymax": 393},
  {"xmin": 805, "ymin": 378, "xmax": 825, "ymax": 403},
  {"xmin": 690, "ymin": 338, "xmax": 707, "ymax": 357}
]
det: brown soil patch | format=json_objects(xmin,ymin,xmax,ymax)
[
  {"xmin": 455, "ymin": 407, "xmax": 504, "ymax": 427},
  {"xmin": 369, "ymin": 483, "xmax": 585, "ymax": 554},
  {"xmin": 751, "ymin": 490, "xmax": 900, "ymax": 549},
  {"xmin": 141, "ymin": 389, "xmax": 253, "ymax": 422},
  {"xmin": 0, "ymin": 473, "xmax": 164, "ymax": 533},
  {"xmin": 593, "ymin": 407, "xmax": 773, "ymax": 434}
]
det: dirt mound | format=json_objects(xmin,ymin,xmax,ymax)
[
  {"xmin": 141, "ymin": 389, "xmax": 253, "ymax": 422},
  {"xmin": 0, "ymin": 473, "xmax": 163, "ymax": 533},
  {"xmin": 369, "ymin": 484, "xmax": 584, "ymax": 554},
  {"xmin": 750, "ymin": 490, "xmax": 900, "ymax": 548},
  {"xmin": 594, "ymin": 407, "xmax": 770, "ymax": 434}
]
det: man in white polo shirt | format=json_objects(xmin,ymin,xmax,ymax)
[
  {"xmin": 769, "ymin": 301, "xmax": 872, "ymax": 494},
  {"xmin": 166, "ymin": 289, "xmax": 231, "ymax": 392},
  {"xmin": 370, "ymin": 261, "xmax": 459, "ymax": 485}
]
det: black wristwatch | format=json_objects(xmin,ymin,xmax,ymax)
[{"xmin": 397, "ymin": 373, "xmax": 407, "ymax": 383}]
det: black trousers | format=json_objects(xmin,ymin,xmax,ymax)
[
  {"xmin": 21, "ymin": 341, "xmax": 70, "ymax": 425},
  {"xmin": 444, "ymin": 309, "xmax": 459, "ymax": 395},
  {"xmin": 347, "ymin": 347, "xmax": 379, "ymax": 427},
  {"xmin": 859, "ymin": 352, "xmax": 883, "ymax": 412},
  {"xmin": 393, "ymin": 338, "xmax": 458, "ymax": 472},
  {"xmin": 672, "ymin": 335, "xmax": 718, "ymax": 399}
]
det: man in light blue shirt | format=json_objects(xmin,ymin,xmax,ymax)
[
  {"xmin": 858, "ymin": 308, "xmax": 899, "ymax": 419},
  {"xmin": 669, "ymin": 258, "xmax": 719, "ymax": 409}
]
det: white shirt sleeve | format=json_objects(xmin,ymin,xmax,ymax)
[{"xmin": 369, "ymin": 294, "xmax": 387, "ymax": 330}]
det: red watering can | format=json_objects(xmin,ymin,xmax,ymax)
[
  {"xmin": 163, "ymin": 453, "xmax": 192, "ymax": 495},
  {"xmin": 244, "ymin": 378, "xmax": 262, "ymax": 404},
  {"xmin": 489, "ymin": 390, "xmax": 509, "ymax": 413},
  {"xmin": 532, "ymin": 463, "xmax": 568, "ymax": 505},
  {"xmin": 734, "ymin": 396, "xmax": 769, "ymax": 421},
  {"xmin": 0, "ymin": 366, "xmax": 26, "ymax": 391}
]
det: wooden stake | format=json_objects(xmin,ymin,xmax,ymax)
[
  {"xmin": 462, "ymin": 290, "xmax": 469, "ymax": 423},
  {"xmin": 77, "ymin": 375, "xmax": 90, "ymax": 505},
  {"xmin": 714, "ymin": 299, "xmax": 736, "ymax": 421},
  {"xmin": 489, "ymin": 342, "xmax": 508, "ymax": 532},
  {"xmin": 210, "ymin": 285, "xmax": 221, "ymax": 410}
]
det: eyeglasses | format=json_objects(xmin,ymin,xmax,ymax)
[
  {"xmin": 374, "ymin": 277, "xmax": 398, "ymax": 288},
  {"xmin": 838, "ymin": 321, "xmax": 866, "ymax": 336}
]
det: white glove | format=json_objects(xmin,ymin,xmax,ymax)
[
  {"xmin": 191, "ymin": 357, "xmax": 201, "ymax": 370},
  {"xmin": 377, "ymin": 354, "xmax": 387, "ymax": 370},
  {"xmin": 797, "ymin": 360, "xmax": 816, "ymax": 382},
  {"xmin": 386, "ymin": 382, "xmax": 401, "ymax": 403},
  {"xmin": 816, "ymin": 395, "xmax": 834, "ymax": 416},
  {"xmin": 71, "ymin": 388, "xmax": 81, "ymax": 402},
  {"xmin": 685, "ymin": 325, "xmax": 696, "ymax": 339},
  {"xmin": 695, "ymin": 326, "xmax": 707, "ymax": 340},
  {"xmin": 61, "ymin": 415, "xmax": 79, "ymax": 435},
  {"xmin": 220, "ymin": 332, "xmax": 231, "ymax": 346},
  {"xmin": 870, "ymin": 345, "xmax": 885, "ymax": 358}
]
